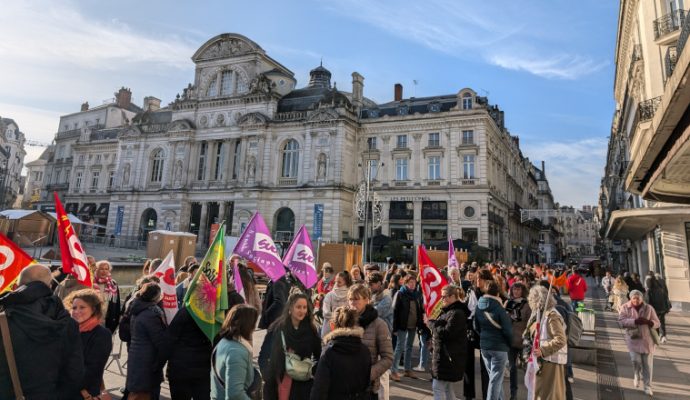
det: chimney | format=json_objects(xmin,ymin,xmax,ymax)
[
  {"xmin": 143, "ymin": 96, "xmax": 161, "ymax": 112},
  {"xmin": 80, "ymin": 102, "xmax": 89, "ymax": 112},
  {"xmin": 394, "ymin": 83, "xmax": 403, "ymax": 101},
  {"xmin": 351, "ymin": 72, "xmax": 364, "ymax": 108},
  {"xmin": 115, "ymin": 87, "xmax": 132, "ymax": 109},
  {"xmin": 541, "ymin": 160, "xmax": 546, "ymax": 176}
]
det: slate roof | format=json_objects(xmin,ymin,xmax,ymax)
[{"xmin": 277, "ymin": 86, "xmax": 353, "ymax": 113}]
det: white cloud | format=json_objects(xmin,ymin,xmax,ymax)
[
  {"xmin": 522, "ymin": 138, "xmax": 607, "ymax": 208},
  {"xmin": 322, "ymin": 0, "xmax": 605, "ymax": 80}
]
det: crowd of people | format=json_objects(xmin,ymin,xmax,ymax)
[{"xmin": 0, "ymin": 254, "xmax": 673, "ymax": 400}]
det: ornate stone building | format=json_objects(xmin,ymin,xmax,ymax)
[
  {"xmin": 37, "ymin": 33, "xmax": 551, "ymax": 263},
  {"xmin": 0, "ymin": 117, "xmax": 27, "ymax": 210}
]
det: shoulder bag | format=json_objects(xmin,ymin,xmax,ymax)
[
  {"xmin": 0, "ymin": 311, "xmax": 25, "ymax": 400},
  {"xmin": 281, "ymin": 331, "xmax": 315, "ymax": 381}
]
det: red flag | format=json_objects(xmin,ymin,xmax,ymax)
[
  {"xmin": 0, "ymin": 234, "xmax": 36, "ymax": 293},
  {"xmin": 418, "ymin": 245, "xmax": 448, "ymax": 319},
  {"xmin": 54, "ymin": 192, "xmax": 92, "ymax": 287}
]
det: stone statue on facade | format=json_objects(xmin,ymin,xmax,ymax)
[
  {"xmin": 174, "ymin": 160, "xmax": 183, "ymax": 186},
  {"xmin": 317, "ymin": 153, "xmax": 327, "ymax": 180},
  {"xmin": 122, "ymin": 164, "xmax": 130, "ymax": 186},
  {"xmin": 247, "ymin": 156, "xmax": 256, "ymax": 181}
]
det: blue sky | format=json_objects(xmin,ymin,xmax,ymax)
[{"xmin": 0, "ymin": 0, "xmax": 617, "ymax": 207}]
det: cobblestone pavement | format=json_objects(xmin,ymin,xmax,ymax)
[{"xmin": 102, "ymin": 278, "xmax": 689, "ymax": 399}]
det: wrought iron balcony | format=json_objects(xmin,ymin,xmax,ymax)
[
  {"xmin": 654, "ymin": 9, "xmax": 686, "ymax": 40},
  {"xmin": 638, "ymin": 96, "xmax": 662, "ymax": 122},
  {"xmin": 665, "ymin": 46, "xmax": 678, "ymax": 78},
  {"xmin": 679, "ymin": 11, "xmax": 690, "ymax": 56}
]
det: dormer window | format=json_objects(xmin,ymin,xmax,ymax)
[
  {"xmin": 368, "ymin": 109, "xmax": 379, "ymax": 118},
  {"xmin": 220, "ymin": 71, "xmax": 234, "ymax": 95},
  {"xmin": 462, "ymin": 93, "xmax": 473, "ymax": 110},
  {"xmin": 429, "ymin": 103, "xmax": 441, "ymax": 112},
  {"xmin": 397, "ymin": 105, "xmax": 409, "ymax": 115}
]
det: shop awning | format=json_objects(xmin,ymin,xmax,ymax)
[{"xmin": 605, "ymin": 206, "xmax": 690, "ymax": 240}]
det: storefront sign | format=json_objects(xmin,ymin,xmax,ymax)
[{"xmin": 388, "ymin": 196, "xmax": 432, "ymax": 202}]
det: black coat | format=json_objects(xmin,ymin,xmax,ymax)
[
  {"xmin": 81, "ymin": 324, "xmax": 113, "ymax": 396},
  {"xmin": 125, "ymin": 298, "xmax": 167, "ymax": 393},
  {"xmin": 392, "ymin": 287, "xmax": 425, "ymax": 332},
  {"xmin": 103, "ymin": 282, "xmax": 121, "ymax": 333},
  {"xmin": 0, "ymin": 281, "xmax": 84, "ymax": 400},
  {"xmin": 310, "ymin": 328, "xmax": 371, "ymax": 400},
  {"xmin": 159, "ymin": 307, "xmax": 212, "ymax": 382},
  {"xmin": 259, "ymin": 276, "xmax": 290, "ymax": 329},
  {"xmin": 646, "ymin": 277, "xmax": 671, "ymax": 315},
  {"xmin": 431, "ymin": 301, "xmax": 468, "ymax": 382},
  {"xmin": 259, "ymin": 319, "xmax": 322, "ymax": 400}
]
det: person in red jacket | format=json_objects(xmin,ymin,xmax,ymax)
[
  {"xmin": 566, "ymin": 267, "xmax": 587, "ymax": 310},
  {"xmin": 315, "ymin": 263, "xmax": 336, "ymax": 311}
]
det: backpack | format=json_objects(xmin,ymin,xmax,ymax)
[{"xmin": 566, "ymin": 310, "xmax": 583, "ymax": 347}]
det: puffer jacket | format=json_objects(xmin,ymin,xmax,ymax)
[
  {"xmin": 474, "ymin": 294, "xmax": 512, "ymax": 352},
  {"xmin": 431, "ymin": 301, "xmax": 468, "ymax": 382},
  {"xmin": 125, "ymin": 297, "xmax": 167, "ymax": 392},
  {"xmin": 159, "ymin": 307, "xmax": 212, "ymax": 382},
  {"xmin": 358, "ymin": 305, "xmax": 393, "ymax": 394},
  {"xmin": 310, "ymin": 327, "xmax": 371, "ymax": 400},
  {"xmin": 618, "ymin": 301, "xmax": 660, "ymax": 354}
]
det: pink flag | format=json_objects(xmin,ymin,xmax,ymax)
[
  {"xmin": 233, "ymin": 212, "xmax": 286, "ymax": 282},
  {"xmin": 233, "ymin": 258, "xmax": 245, "ymax": 300},
  {"xmin": 448, "ymin": 235, "xmax": 459, "ymax": 269},
  {"xmin": 152, "ymin": 250, "xmax": 178, "ymax": 324},
  {"xmin": 282, "ymin": 225, "xmax": 317, "ymax": 288}
]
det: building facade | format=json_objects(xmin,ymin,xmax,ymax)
[
  {"xmin": 0, "ymin": 117, "xmax": 27, "ymax": 210},
  {"xmin": 36, "ymin": 33, "xmax": 552, "ymax": 263},
  {"xmin": 600, "ymin": 0, "xmax": 690, "ymax": 310}
]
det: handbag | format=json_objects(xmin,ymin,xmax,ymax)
[
  {"xmin": 0, "ymin": 311, "xmax": 25, "ymax": 400},
  {"xmin": 649, "ymin": 326, "xmax": 661, "ymax": 345},
  {"xmin": 281, "ymin": 331, "xmax": 315, "ymax": 382},
  {"xmin": 626, "ymin": 326, "xmax": 641, "ymax": 339}
]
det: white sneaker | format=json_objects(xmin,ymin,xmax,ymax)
[
  {"xmin": 644, "ymin": 387, "xmax": 653, "ymax": 396},
  {"xmin": 661, "ymin": 336, "xmax": 667, "ymax": 344},
  {"xmin": 413, "ymin": 365, "xmax": 425, "ymax": 372},
  {"xmin": 633, "ymin": 374, "xmax": 639, "ymax": 388},
  {"xmin": 568, "ymin": 376, "xmax": 575, "ymax": 384}
]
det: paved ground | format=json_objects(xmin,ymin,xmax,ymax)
[{"xmin": 102, "ymin": 278, "xmax": 690, "ymax": 399}]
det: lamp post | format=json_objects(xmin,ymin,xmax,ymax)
[
  {"xmin": 357, "ymin": 159, "xmax": 383, "ymax": 265},
  {"xmin": 0, "ymin": 159, "xmax": 8, "ymax": 210}
]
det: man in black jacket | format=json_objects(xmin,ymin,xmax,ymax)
[{"xmin": 0, "ymin": 264, "xmax": 84, "ymax": 400}]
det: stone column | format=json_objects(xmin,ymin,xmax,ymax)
[
  {"xmin": 197, "ymin": 202, "xmax": 209, "ymax": 248},
  {"xmin": 381, "ymin": 200, "xmax": 390, "ymax": 236},
  {"xmin": 218, "ymin": 201, "xmax": 226, "ymax": 227},
  {"xmin": 413, "ymin": 201, "xmax": 422, "ymax": 248}
]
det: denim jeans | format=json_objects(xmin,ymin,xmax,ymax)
[
  {"xmin": 629, "ymin": 352, "xmax": 654, "ymax": 389},
  {"xmin": 432, "ymin": 379, "xmax": 456, "ymax": 400},
  {"xmin": 418, "ymin": 333, "xmax": 430, "ymax": 370},
  {"xmin": 481, "ymin": 349, "xmax": 508, "ymax": 400},
  {"xmin": 392, "ymin": 328, "xmax": 415, "ymax": 373}
]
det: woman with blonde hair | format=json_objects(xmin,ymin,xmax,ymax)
[
  {"xmin": 64, "ymin": 289, "xmax": 113, "ymax": 400},
  {"xmin": 526, "ymin": 285, "xmax": 567, "ymax": 400},
  {"xmin": 612, "ymin": 275, "xmax": 629, "ymax": 312}
]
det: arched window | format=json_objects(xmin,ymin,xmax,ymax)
[
  {"xmin": 281, "ymin": 140, "xmax": 299, "ymax": 178},
  {"xmin": 150, "ymin": 149, "xmax": 165, "ymax": 182},
  {"xmin": 220, "ymin": 71, "xmax": 234, "ymax": 95}
]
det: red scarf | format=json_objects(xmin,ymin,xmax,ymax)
[
  {"xmin": 79, "ymin": 316, "xmax": 101, "ymax": 333},
  {"xmin": 95, "ymin": 276, "xmax": 117, "ymax": 297}
]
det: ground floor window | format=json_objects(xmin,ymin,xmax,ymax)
[
  {"xmin": 390, "ymin": 224, "xmax": 413, "ymax": 241},
  {"xmin": 462, "ymin": 228, "xmax": 478, "ymax": 243},
  {"xmin": 422, "ymin": 225, "xmax": 447, "ymax": 241}
]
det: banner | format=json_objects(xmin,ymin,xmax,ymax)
[
  {"xmin": 0, "ymin": 234, "xmax": 36, "ymax": 293},
  {"xmin": 548, "ymin": 270, "xmax": 568, "ymax": 288},
  {"xmin": 418, "ymin": 245, "xmax": 448, "ymax": 319},
  {"xmin": 282, "ymin": 225, "xmax": 318, "ymax": 288},
  {"xmin": 233, "ymin": 212, "xmax": 286, "ymax": 282},
  {"xmin": 54, "ymin": 192, "xmax": 92, "ymax": 287},
  {"xmin": 233, "ymin": 258, "xmax": 245, "ymax": 301},
  {"xmin": 448, "ymin": 235, "xmax": 459, "ymax": 269},
  {"xmin": 152, "ymin": 250, "xmax": 178, "ymax": 324},
  {"xmin": 313, "ymin": 204, "xmax": 324, "ymax": 240},
  {"xmin": 185, "ymin": 223, "xmax": 228, "ymax": 341}
]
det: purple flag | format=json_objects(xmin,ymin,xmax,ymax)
[
  {"xmin": 233, "ymin": 212, "xmax": 286, "ymax": 282},
  {"xmin": 233, "ymin": 259, "xmax": 245, "ymax": 300},
  {"xmin": 282, "ymin": 225, "xmax": 318, "ymax": 288},
  {"xmin": 448, "ymin": 235, "xmax": 459, "ymax": 269}
]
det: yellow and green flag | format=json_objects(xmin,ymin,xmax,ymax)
[{"xmin": 184, "ymin": 223, "xmax": 228, "ymax": 341}]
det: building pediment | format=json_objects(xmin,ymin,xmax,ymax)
[
  {"xmin": 192, "ymin": 33, "xmax": 263, "ymax": 62},
  {"xmin": 168, "ymin": 119, "xmax": 195, "ymax": 132},
  {"xmin": 238, "ymin": 112, "xmax": 269, "ymax": 127},
  {"xmin": 307, "ymin": 109, "xmax": 339, "ymax": 123}
]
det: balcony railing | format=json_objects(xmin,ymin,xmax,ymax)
[
  {"xmin": 665, "ymin": 46, "xmax": 678, "ymax": 78},
  {"xmin": 654, "ymin": 9, "xmax": 686, "ymax": 40},
  {"xmin": 274, "ymin": 231, "xmax": 294, "ymax": 242},
  {"xmin": 461, "ymin": 179, "xmax": 477, "ymax": 185},
  {"xmin": 278, "ymin": 177, "xmax": 297, "ymax": 186},
  {"xmin": 679, "ymin": 10, "xmax": 690, "ymax": 57},
  {"xmin": 638, "ymin": 96, "xmax": 662, "ymax": 122}
]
